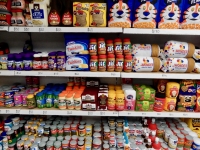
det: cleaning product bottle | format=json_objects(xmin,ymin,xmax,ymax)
[
  {"xmin": 143, "ymin": 119, "xmax": 149, "ymax": 136},
  {"xmin": 149, "ymin": 131, "xmax": 156, "ymax": 143},
  {"xmin": 148, "ymin": 118, "xmax": 157, "ymax": 134},
  {"xmin": 152, "ymin": 137, "xmax": 161, "ymax": 150},
  {"xmin": 146, "ymin": 139, "xmax": 152, "ymax": 149}
]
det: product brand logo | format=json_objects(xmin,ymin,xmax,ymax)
[{"xmin": 68, "ymin": 60, "xmax": 82, "ymax": 65}]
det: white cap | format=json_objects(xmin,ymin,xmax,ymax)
[
  {"xmin": 148, "ymin": 139, "xmax": 151, "ymax": 143},
  {"xmin": 152, "ymin": 131, "xmax": 156, "ymax": 136},
  {"xmin": 152, "ymin": 118, "xmax": 155, "ymax": 123},
  {"xmin": 155, "ymin": 137, "xmax": 159, "ymax": 143},
  {"xmin": 146, "ymin": 133, "xmax": 149, "ymax": 137}
]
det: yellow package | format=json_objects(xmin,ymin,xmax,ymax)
[
  {"xmin": 185, "ymin": 118, "xmax": 200, "ymax": 137},
  {"xmin": 73, "ymin": 2, "xmax": 89, "ymax": 27},
  {"xmin": 89, "ymin": 3, "xmax": 106, "ymax": 27}
]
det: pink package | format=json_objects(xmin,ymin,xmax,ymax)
[
  {"xmin": 14, "ymin": 94, "xmax": 23, "ymax": 107},
  {"xmin": 21, "ymin": 93, "xmax": 28, "ymax": 106},
  {"xmin": 124, "ymin": 90, "xmax": 136, "ymax": 110}
]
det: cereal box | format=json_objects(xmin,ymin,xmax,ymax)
[
  {"xmin": 132, "ymin": 0, "xmax": 160, "ymax": 28},
  {"xmin": 73, "ymin": 2, "xmax": 89, "ymax": 27},
  {"xmin": 180, "ymin": 0, "xmax": 200, "ymax": 29},
  {"xmin": 158, "ymin": 0, "xmax": 184, "ymax": 29},
  {"xmin": 107, "ymin": 0, "xmax": 134, "ymax": 28},
  {"xmin": 66, "ymin": 55, "xmax": 90, "ymax": 71},
  {"xmin": 89, "ymin": 3, "xmax": 107, "ymax": 27}
]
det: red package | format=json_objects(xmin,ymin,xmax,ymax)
[
  {"xmin": 0, "ymin": 11, "xmax": 11, "ymax": 25},
  {"xmin": 0, "ymin": 0, "xmax": 11, "ymax": 12}
]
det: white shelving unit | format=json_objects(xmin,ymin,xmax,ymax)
[{"xmin": 0, "ymin": 26, "xmax": 8, "ymax": 32}]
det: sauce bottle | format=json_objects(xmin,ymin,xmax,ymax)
[
  {"xmin": 152, "ymin": 137, "xmax": 161, "ymax": 150},
  {"xmin": 62, "ymin": 0, "xmax": 72, "ymax": 26},
  {"xmin": 148, "ymin": 118, "xmax": 157, "ymax": 134},
  {"xmin": 48, "ymin": 0, "xmax": 61, "ymax": 26},
  {"xmin": 149, "ymin": 131, "xmax": 156, "ymax": 143}
]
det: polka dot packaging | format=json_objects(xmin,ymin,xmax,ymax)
[
  {"xmin": 107, "ymin": 0, "xmax": 134, "ymax": 28},
  {"xmin": 132, "ymin": 0, "xmax": 160, "ymax": 28}
]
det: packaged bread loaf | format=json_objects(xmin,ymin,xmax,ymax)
[
  {"xmin": 132, "ymin": 44, "xmax": 160, "ymax": 57},
  {"xmin": 73, "ymin": 2, "xmax": 89, "ymax": 27},
  {"xmin": 132, "ymin": 0, "xmax": 159, "ymax": 28},
  {"xmin": 161, "ymin": 58, "xmax": 195, "ymax": 73},
  {"xmin": 161, "ymin": 41, "xmax": 195, "ymax": 58},
  {"xmin": 89, "ymin": 3, "xmax": 106, "ymax": 27},
  {"xmin": 157, "ymin": 0, "xmax": 183, "ymax": 29},
  {"xmin": 133, "ymin": 57, "xmax": 161, "ymax": 72}
]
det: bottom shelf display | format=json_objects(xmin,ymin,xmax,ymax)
[{"xmin": 1, "ymin": 115, "xmax": 200, "ymax": 150}]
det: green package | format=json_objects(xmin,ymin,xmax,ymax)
[
  {"xmin": 135, "ymin": 85, "xmax": 155, "ymax": 101},
  {"xmin": 135, "ymin": 100, "xmax": 154, "ymax": 111}
]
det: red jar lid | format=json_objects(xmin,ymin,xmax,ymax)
[
  {"xmin": 98, "ymin": 38, "xmax": 105, "ymax": 41},
  {"xmin": 91, "ymin": 55, "xmax": 98, "ymax": 59},
  {"xmin": 90, "ymin": 38, "xmax": 97, "ymax": 42},
  {"xmin": 107, "ymin": 54, "xmax": 115, "ymax": 58},
  {"xmin": 123, "ymin": 38, "xmax": 131, "ymax": 42},
  {"xmin": 15, "ymin": 9, "xmax": 23, "ymax": 12},
  {"xmin": 106, "ymin": 40, "xmax": 113, "ymax": 44},
  {"xmin": 114, "ymin": 38, "xmax": 122, "ymax": 42},
  {"xmin": 99, "ymin": 55, "xmax": 106, "ymax": 59},
  {"xmin": 116, "ymin": 55, "xmax": 124, "ymax": 58},
  {"xmin": 125, "ymin": 55, "xmax": 132, "ymax": 60}
]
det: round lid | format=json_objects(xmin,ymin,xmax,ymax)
[
  {"xmin": 123, "ymin": 38, "xmax": 131, "ymax": 42},
  {"xmin": 78, "ymin": 140, "xmax": 84, "ymax": 146},
  {"xmin": 189, "ymin": 131, "xmax": 198, "ymax": 137},
  {"xmin": 80, "ymin": 121, "xmax": 86, "ymax": 125},
  {"xmin": 27, "ymin": 94, "xmax": 34, "ymax": 99},
  {"xmin": 24, "ymin": 140, "xmax": 31, "ymax": 144},
  {"xmin": 70, "ymin": 140, "xmax": 77, "ymax": 145},
  {"xmin": 64, "ymin": 124, "xmax": 70, "ymax": 128},
  {"xmin": 47, "ymin": 141, "xmax": 54, "ymax": 146},
  {"xmin": 57, "ymin": 51, "xmax": 65, "ymax": 56},
  {"xmin": 170, "ymin": 135, "xmax": 178, "ymax": 140},
  {"xmin": 117, "ymin": 127, "xmax": 123, "ymax": 131},
  {"xmin": 57, "ymin": 124, "xmax": 64, "ymax": 129},
  {"xmin": 54, "ymin": 141, "xmax": 61, "ymax": 147},
  {"xmin": 116, "ymin": 55, "xmax": 124, "ymax": 58},
  {"xmin": 19, "ymin": 120, "xmax": 26, "ymax": 124},
  {"xmin": 34, "ymin": 54, "xmax": 41, "ymax": 57},
  {"xmin": 103, "ymin": 144, "xmax": 109, "ymax": 149},
  {"xmin": 125, "ymin": 55, "xmax": 132, "ymax": 60},
  {"xmin": 91, "ymin": 55, "xmax": 98, "ymax": 59},
  {"xmin": 93, "ymin": 132, "xmax": 101, "ymax": 137},
  {"xmin": 181, "ymin": 130, "xmax": 188, "ymax": 135},
  {"xmin": 79, "ymin": 125, "xmax": 84, "ymax": 129},
  {"xmin": 193, "ymin": 137, "xmax": 200, "ymax": 145},
  {"xmin": 93, "ymin": 138, "xmax": 101, "ymax": 144},
  {"xmin": 57, "ymin": 136, "xmax": 63, "ymax": 140},
  {"xmin": 49, "ymin": 136, "xmax": 56, "ymax": 141},
  {"xmin": 90, "ymin": 38, "xmax": 97, "ymax": 42},
  {"xmin": 42, "ymin": 137, "xmax": 48, "ymax": 142},
  {"xmin": 12, "ymin": 125, "xmax": 19, "ymax": 130},
  {"xmin": 161, "ymin": 142, "xmax": 168, "ymax": 148},
  {"xmin": 104, "ymin": 128, "xmax": 110, "ymax": 132},
  {"xmin": 17, "ymin": 140, "xmax": 24, "ymax": 145},
  {"xmin": 184, "ymin": 127, "xmax": 191, "ymax": 132},
  {"xmin": 106, "ymin": 39, "xmax": 113, "ymax": 44},
  {"xmin": 39, "ymin": 142, "xmax": 46, "ymax": 147},
  {"xmin": 72, "ymin": 135, "xmax": 78, "ymax": 140},
  {"xmin": 114, "ymin": 38, "xmax": 122, "ymax": 42},
  {"xmin": 78, "ymin": 137, "xmax": 84, "ymax": 141},
  {"xmin": 50, "ymin": 125, "xmax": 57, "ymax": 129},
  {"xmin": 62, "ymin": 140, "xmax": 69, "ymax": 144},
  {"xmin": 98, "ymin": 38, "xmax": 105, "ymax": 41},
  {"xmin": 65, "ymin": 136, "xmax": 71, "ymax": 141},
  {"xmin": 6, "ymin": 130, "xmax": 14, "ymax": 135},
  {"xmin": 35, "ymin": 137, "xmax": 41, "ymax": 142},
  {"xmin": 186, "ymin": 135, "xmax": 193, "ymax": 140},
  {"xmin": 177, "ymin": 133, "xmax": 184, "ymax": 139},
  {"xmin": 107, "ymin": 54, "xmax": 115, "ymax": 58},
  {"xmin": 99, "ymin": 55, "xmax": 106, "ymax": 59},
  {"xmin": 44, "ymin": 124, "xmax": 50, "ymax": 128}
]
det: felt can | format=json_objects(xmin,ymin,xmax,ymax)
[{"xmin": 168, "ymin": 135, "xmax": 178, "ymax": 149}]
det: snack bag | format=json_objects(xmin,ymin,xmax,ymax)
[
  {"xmin": 107, "ymin": 0, "xmax": 133, "ymax": 28},
  {"xmin": 158, "ymin": 0, "xmax": 183, "ymax": 29},
  {"xmin": 180, "ymin": 0, "xmax": 200, "ymax": 29},
  {"xmin": 73, "ymin": 2, "xmax": 89, "ymax": 27},
  {"xmin": 177, "ymin": 94, "xmax": 196, "ymax": 112},
  {"xmin": 89, "ymin": 3, "xmax": 106, "ymax": 27},
  {"xmin": 132, "ymin": 0, "xmax": 159, "ymax": 28}
]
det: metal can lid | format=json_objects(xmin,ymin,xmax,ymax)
[
  {"xmin": 47, "ymin": 141, "xmax": 54, "ymax": 146},
  {"xmin": 24, "ymin": 140, "xmax": 31, "ymax": 145},
  {"xmin": 72, "ymin": 135, "xmax": 78, "ymax": 140},
  {"xmin": 177, "ymin": 133, "xmax": 184, "ymax": 139},
  {"xmin": 6, "ymin": 130, "xmax": 14, "ymax": 135},
  {"xmin": 44, "ymin": 124, "xmax": 50, "ymax": 128},
  {"xmin": 19, "ymin": 120, "xmax": 26, "ymax": 124},
  {"xmin": 78, "ymin": 137, "xmax": 84, "ymax": 141},
  {"xmin": 104, "ymin": 128, "xmax": 110, "ymax": 132},
  {"xmin": 79, "ymin": 125, "xmax": 85, "ymax": 129},
  {"xmin": 21, "ymin": 135, "xmax": 29, "ymax": 140},
  {"xmin": 93, "ymin": 132, "xmax": 101, "ymax": 138},
  {"xmin": 62, "ymin": 140, "xmax": 69, "ymax": 145},
  {"xmin": 49, "ymin": 136, "xmax": 56, "ymax": 141},
  {"xmin": 57, "ymin": 136, "xmax": 63, "ymax": 141},
  {"xmin": 50, "ymin": 125, "xmax": 57, "ymax": 129},
  {"xmin": 170, "ymin": 135, "xmax": 178, "ymax": 140},
  {"xmin": 64, "ymin": 124, "xmax": 70, "ymax": 128},
  {"xmin": 94, "ymin": 126, "xmax": 101, "ymax": 132},
  {"xmin": 57, "ymin": 124, "xmax": 64, "ymax": 129},
  {"xmin": 31, "ymin": 143, "xmax": 38, "ymax": 148},
  {"xmin": 71, "ymin": 124, "xmax": 77, "ymax": 128},
  {"xmin": 93, "ymin": 138, "xmax": 101, "ymax": 145},
  {"xmin": 116, "ymin": 127, "xmax": 123, "ymax": 132},
  {"xmin": 161, "ymin": 142, "xmax": 168, "ymax": 148},
  {"xmin": 42, "ymin": 137, "xmax": 48, "ymax": 142},
  {"xmin": 103, "ymin": 144, "xmax": 109, "ymax": 149},
  {"xmin": 12, "ymin": 125, "xmax": 19, "ymax": 130},
  {"xmin": 80, "ymin": 121, "xmax": 86, "ymax": 125},
  {"xmin": 70, "ymin": 140, "xmax": 77, "ymax": 146},
  {"xmin": 186, "ymin": 135, "xmax": 193, "ymax": 140},
  {"xmin": 65, "ymin": 136, "xmax": 71, "ymax": 141},
  {"xmin": 54, "ymin": 141, "xmax": 61, "ymax": 148},
  {"xmin": 17, "ymin": 140, "xmax": 24, "ymax": 145},
  {"xmin": 78, "ymin": 140, "xmax": 84, "ymax": 146},
  {"xmin": 39, "ymin": 142, "xmax": 46, "ymax": 147}
]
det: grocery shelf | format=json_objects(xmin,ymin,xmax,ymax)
[
  {"xmin": 0, "ymin": 107, "xmax": 20, "ymax": 114},
  {"xmin": 121, "ymin": 72, "xmax": 200, "ymax": 79},
  {"xmin": 118, "ymin": 111, "xmax": 200, "ymax": 118},
  {"xmin": 14, "ymin": 71, "xmax": 120, "ymax": 77},
  {"xmin": 0, "ymin": 70, "xmax": 14, "ymax": 76},
  {"xmin": 9, "ymin": 27, "xmax": 123, "ymax": 33},
  {"xmin": 0, "ymin": 26, "xmax": 8, "ymax": 32},
  {"xmin": 123, "ymin": 28, "xmax": 200, "ymax": 35}
]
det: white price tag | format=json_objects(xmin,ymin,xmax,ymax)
[
  {"xmin": 100, "ymin": 111, "xmax": 105, "ymax": 116},
  {"xmin": 113, "ymin": 112, "xmax": 118, "ymax": 115},
  {"xmin": 14, "ymin": 27, "xmax": 19, "ymax": 32},
  {"xmin": 24, "ymin": 27, "xmax": 29, "ymax": 32},
  {"xmin": 39, "ymin": 28, "xmax": 44, "ymax": 32},
  {"xmin": 87, "ymin": 28, "xmax": 93, "ymax": 32},
  {"xmin": 67, "ymin": 111, "xmax": 72, "ymax": 115},
  {"xmin": 127, "ymin": 112, "xmax": 132, "ymax": 115},
  {"xmin": 152, "ymin": 29, "xmax": 160, "ymax": 34},
  {"xmin": 162, "ymin": 74, "xmax": 167, "ymax": 78},
  {"xmin": 54, "ymin": 72, "xmax": 59, "ymax": 76},
  {"xmin": 29, "ymin": 110, "xmax": 33, "ymax": 114},
  {"xmin": 56, "ymin": 28, "xmax": 61, "ymax": 32},
  {"xmin": 111, "ymin": 73, "xmax": 116, "ymax": 76},
  {"xmin": 38, "ymin": 72, "xmax": 43, "ymax": 75},
  {"xmin": 74, "ymin": 73, "xmax": 79, "ymax": 76},
  {"xmin": 15, "ymin": 71, "xmax": 21, "ymax": 75},
  {"xmin": 43, "ymin": 111, "xmax": 47, "ymax": 115},
  {"xmin": 141, "ymin": 112, "xmax": 146, "ymax": 116},
  {"xmin": 0, "ymin": 26, "xmax": 4, "ymax": 30},
  {"xmin": 157, "ymin": 113, "xmax": 161, "ymax": 116},
  {"xmin": 169, "ymin": 113, "xmax": 173, "ymax": 117},
  {"xmin": 6, "ymin": 110, "xmax": 10, "ymax": 113},
  {"xmin": 183, "ymin": 113, "xmax": 188, "ymax": 117},
  {"xmin": 16, "ymin": 110, "xmax": 20, "ymax": 114},
  {"xmin": 88, "ymin": 111, "xmax": 93, "ymax": 116}
]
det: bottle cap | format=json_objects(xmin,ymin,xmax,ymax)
[{"xmin": 152, "ymin": 131, "xmax": 156, "ymax": 136}]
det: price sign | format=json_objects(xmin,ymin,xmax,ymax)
[
  {"xmin": 113, "ymin": 112, "xmax": 118, "ymax": 115},
  {"xmin": 152, "ymin": 29, "xmax": 160, "ymax": 34},
  {"xmin": 38, "ymin": 72, "xmax": 43, "ymax": 75},
  {"xmin": 111, "ymin": 73, "xmax": 116, "ymax": 76},
  {"xmin": 162, "ymin": 74, "xmax": 167, "ymax": 78},
  {"xmin": 24, "ymin": 27, "xmax": 29, "ymax": 32},
  {"xmin": 54, "ymin": 72, "xmax": 59, "ymax": 76},
  {"xmin": 14, "ymin": 27, "xmax": 19, "ymax": 32},
  {"xmin": 88, "ymin": 111, "xmax": 93, "ymax": 116},
  {"xmin": 183, "ymin": 113, "xmax": 188, "ymax": 117},
  {"xmin": 169, "ymin": 113, "xmax": 173, "ymax": 117},
  {"xmin": 56, "ymin": 28, "xmax": 61, "ymax": 32},
  {"xmin": 0, "ymin": 27, "xmax": 4, "ymax": 30},
  {"xmin": 67, "ymin": 111, "xmax": 72, "ymax": 115},
  {"xmin": 141, "ymin": 113, "xmax": 146, "ymax": 116},
  {"xmin": 87, "ymin": 28, "xmax": 93, "ymax": 32},
  {"xmin": 16, "ymin": 110, "xmax": 20, "ymax": 114},
  {"xmin": 39, "ymin": 28, "xmax": 44, "ymax": 32},
  {"xmin": 157, "ymin": 113, "xmax": 161, "ymax": 116},
  {"xmin": 127, "ymin": 112, "xmax": 132, "ymax": 115},
  {"xmin": 74, "ymin": 73, "xmax": 79, "ymax": 76},
  {"xmin": 6, "ymin": 110, "xmax": 10, "ymax": 113},
  {"xmin": 15, "ymin": 71, "xmax": 21, "ymax": 75},
  {"xmin": 43, "ymin": 111, "xmax": 47, "ymax": 115},
  {"xmin": 100, "ymin": 111, "xmax": 105, "ymax": 116},
  {"xmin": 29, "ymin": 110, "xmax": 33, "ymax": 114}
]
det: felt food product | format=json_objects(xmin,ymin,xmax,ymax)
[
  {"xmin": 195, "ymin": 81, "xmax": 200, "ymax": 112},
  {"xmin": 177, "ymin": 94, "xmax": 196, "ymax": 112},
  {"xmin": 133, "ymin": 57, "xmax": 161, "ymax": 72},
  {"xmin": 132, "ymin": 0, "xmax": 159, "ymax": 28},
  {"xmin": 164, "ymin": 97, "xmax": 176, "ymax": 111},
  {"xmin": 135, "ymin": 100, "xmax": 154, "ymax": 111},
  {"xmin": 157, "ymin": 0, "xmax": 184, "ymax": 29},
  {"xmin": 162, "ymin": 41, "xmax": 195, "ymax": 58},
  {"xmin": 132, "ymin": 44, "xmax": 160, "ymax": 57},
  {"xmin": 179, "ymin": 80, "xmax": 197, "ymax": 95},
  {"xmin": 135, "ymin": 85, "xmax": 155, "ymax": 101},
  {"xmin": 73, "ymin": 2, "xmax": 89, "ymax": 27},
  {"xmin": 89, "ymin": 3, "xmax": 106, "ymax": 27},
  {"xmin": 107, "ymin": 0, "xmax": 133, "ymax": 28},
  {"xmin": 161, "ymin": 58, "xmax": 195, "ymax": 73},
  {"xmin": 166, "ymin": 82, "xmax": 180, "ymax": 98},
  {"xmin": 33, "ymin": 0, "xmax": 50, "ymax": 6},
  {"xmin": 180, "ymin": 0, "xmax": 200, "ymax": 29},
  {"xmin": 66, "ymin": 55, "xmax": 89, "ymax": 71}
]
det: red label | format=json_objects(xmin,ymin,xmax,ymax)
[
  {"xmin": 62, "ymin": 12, "xmax": 72, "ymax": 25},
  {"xmin": 47, "ymin": 147, "xmax": 54, "ymax": 150},
  {"xmin": 48, "ymin": 11, "xmax": 60, "ymax": 26}
]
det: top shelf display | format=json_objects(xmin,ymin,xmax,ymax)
[{"xmin": 1, "ymin": 27, "xmax": 200, "ymax": 35}]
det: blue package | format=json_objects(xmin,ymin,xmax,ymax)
[
  {"xmin": 180, "ymin": 0, "xmax": 200, "ymax": 29},
  {"xmin": 107, "ymin": 0, "xmax": 133, "ymax": 28},
  {"xmin": 66, "ymin": 55, "xmax": 90, "ymax": 71},
  {"xmin": 132, "ymin": 0, "xmax": 160, "ymax": 28},
  {"xmin": 64, "ymin": 33, "xmax": 89, "ymax": 56},
  {"xmin": 158, "ymin": 0, "xmax": 184, "ymax": 29}
]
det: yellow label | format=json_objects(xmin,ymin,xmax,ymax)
[
  {"xmin": 73, "ymin": 2, "xmax": 89, "ymax": 27},
  {"xmin": 89, "ymin": 3, "xmax": 106, "ymax": 27}
]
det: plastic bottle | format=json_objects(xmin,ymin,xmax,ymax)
[
  {"xmin": 144, "ymin": 133, "xmax": 149, "ymax": 143},
  {"xmin": 123, "ymin": 38, "xmax": 132, "ymax": 55},
  {"xmin": 98, "ymin": 38, "xmax": 106, "ymax": 55},
  {"xmin": 48, "ymin": 52, "xmax": 57, "ymax": 70},
  {"xmin": 89, "ymin": 38, "xmax": 97, "ymax": 55},
  {"xmin": 57, "ymin": 51, "xmax": 66, "ymax": 71},
  {"xmin": 62, "ymin": 0, "xmax": 72, "ymax": 26},
  {"xmin": 114, "ymin": 38, "xmax": 123, "ymax": 55},
  {"xmin": 148, "ymin": 118, "xmax": 157, "ymax": 134},
  {"xmin": 7, "ymin": 54, "xmax": 15, "ymax": 70},
  {"xmin": 106, "ymin": 40, "xmax": 114, "ymax": 54},
  {"xmin": 23, "ymin": 53, "xmax": 33, "ymax": 71},
  {"xmin": 48, "ymin": 0, "xmax": 61, "ymax": 26},
  {"xmin": 15, "ymin": 54, "xmax": 23, "ymax": 70},
  {"xmin": 149, "ymin": 131, "xmax": 156, "ymax": 143},
  {"xmin": 98, "ymin": 55, "xmax": 106, "ymax": 71},
  {"xmin": 124, "ymin": 55, "xmax": 132, "ymax": 72},
  {"xmin": 115, "ymin": 54, "xmax": 124, "ymax": 72},
  {"xmin": 152, "ymin": 137, "xmax": 161, "ymax": 150}
]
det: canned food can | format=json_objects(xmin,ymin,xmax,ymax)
[{"xmin": 168, "ymin": 135, "xmax": 178, "ymax": 149}]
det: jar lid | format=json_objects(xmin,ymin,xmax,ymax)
[
  {"xmin": 42, "ymin": 137, "xmax": 48, "ymax": 142},
  {"xmin": 193, "ymin": 137, "xmax": 200, "ymax": 145},
  {"xmin": 78, "ymin": 140, "xmax": 84, "ymax": 146},
  {"xmin": 93, "ymin": 138, "xmax": 101, "ymax": 144},
  {"xmin": 24, "ymin": 140, "xmax": 31, "ymax": 144},
  {"xmin": 65, "ymin": 136, "xmax": 71, "ymax": 141},
  {"xmin": 57, "ymin": 136, "xmax": 63, "ymax": 140},
  {"xmin": 114, "ymin": 38, "xmax": 122, "ymax": 42},
  {"xmin": 42, "ymin": 53, "xmax": 48, "ymax": 57},
  {"xmin": 70, "ymin": 140, "xmax": 77, "ymax": 146},
  {"xmin": 62, "ymin": 140, "xmax": 69, "ymax": 144},
  {"xmin": 47, "ymin": 141, "xmax": 54, "ymax": 146},
  {"xmin": 54, "ymin": 141, "xmax": 61, "ymax": 147},
  {"xmin": 125, "ymin": 55, "xmax": 132, "ymax": 59},
  {"xmin": 123, "ymin": 38, "xmax": 130, "ymax": 42},
  {"xmin": 98, "ymin": 38, "xmax": 105, "ymax": 41},
  {"xmin": 90, "ymin": 38, "xmax": 97, "ymax": 42},
  {"xmin": 103, "ymin": 144, "xmax": 109, "ymax": 149},
  {"xmin": 49, "ymin": 136, "xmax": 56, "ymax": 141},
  {"xmin": 72, "ymin": 135, "xmax": 78, "ymax": 140},
  {"xmin": 27, "ymin": 94, "xmax": 34, "ymax": 99},
  {"xmin": 79, "ymin": 125, "xmax": 85, "ymax": 129},
  {"xmin": 99, "ymin": 55, "xmax": 106, "ymax": 59},
  {"xmin": 106, "ymin": 39, "xmax": 113, "ymax": 43},
  {"xmin": 6, "ymin": 130, "xmax": 14, "ymax": 135},
  {"xmin": 12, "ymin": 125, "xmax": 19, "ymax": 130},
  {"xmin": 57, "ymin": 124, "xmax": 64, "ymax": 129},
  {"xmin": 39, "ymin": 142, "xmax": 46, "ymax": 147},
  {"xmin": 34, "ymin": 54, "xmax": 41, "ymax": 57},
  {"xmin": 107, "ymin": 54, "xmax": 115, "ymax": 58},
  {"xmin": 116, "ymin": 55, "xmax": 124, "ymax": 58},
  {"xmin": 91, "ymin": 55, "xmax": 98, "ymax": 59},
  {"xmin": 78, "ymin": 137, "xmax": 84, "ymax": 141}
]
